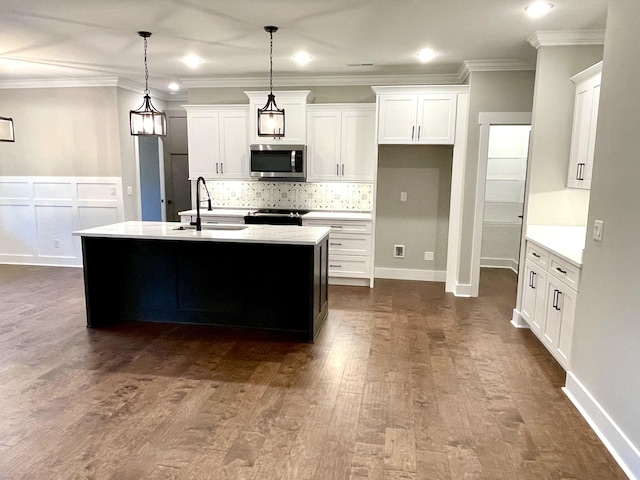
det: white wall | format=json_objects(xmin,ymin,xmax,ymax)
[
  {"xmin": 565, "ymin": 0, "xmax": 640, "ymax": 477},
  {"xmin": 0, "ymin": 87, "xmax": 122, "ymax": 177},
  {"xmin": 0, "ymin": 176, "xmax": 124, "ymax": 266},
  {"xmin": 526, "ymin": 45, "xmax": 603, "ymax": 226},
  {"xmin": 375, "ymin": 145, "xmax": 452, "ymax": 279},
  {"xmin": 458, "ymin": 71, "xmax": 536, "ymax": 285}
]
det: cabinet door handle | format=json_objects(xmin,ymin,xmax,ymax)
[
  {"xmin": 221, "ymin": 163, "xmax": 224, "ymax": 175},
  {"xmin": 417, "ymin": 125, "xmax": 421, "ymax": 141},
  {"xmin": 552, "ymin": 289, "xmax": 563, "ymax": 311},
  {"xmin": 554, "ymin": 290, "xmax": 562, "ymax": 311},
  {"xmin": 532, "ymin": 252, "xmax": 541, "ymax": 258},
  {"xmin": 330, "ymin": 264, "xmax": 341, "ymax": 268},
  {"xmin": 330, "ymin": 225, "xmax": 343, "ymax": 229},
  {"xmin": 330, "ymin": 242, "xmax": 342, "ymax": 246},
  {"xmin": 577, "ymin": 163, "xmax": 585, "ymax": 181},
  {"xmin": 556, "ymin": 267, "xmax": 567, "ymax": 274},
  {"xmin": 216, "ymin": 162, "xmax": 219, "ymax": 174},
  {"xmin": 529, "ymin": 271, "xmax": 535, "ymax": 288},
  {"xmin": 411, "ymin": 126, "xmax": 415, "ymax": 141},
  {"xmin": 336, "ymin": 164, "xmax": 340, "ymax": 176},
  {"xmin": 341, "ymin": 164, "xmax": 345, "ymax": 176}
]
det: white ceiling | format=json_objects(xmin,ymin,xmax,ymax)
[{"xmin": 0, "ymin": 0, "xmax": 608, "ymax": 94}]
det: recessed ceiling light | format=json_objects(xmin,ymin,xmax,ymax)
[
  {"xmin": 417, "ymin": 49, "xmax": 437, "ymax": 62},
  {"xmin": 182, "ymin": 54, "xmax": 203, "ymax": 68},
  {"xmin": 293, "ymin": 52, "xmax": 312, "ymax": 65},
  {"xmin": 525, "ymin": 2, "xmax": 554, "ymax": 18},
  {"xmin": 168, "ymin": 82, "xmax": 180, "ymax": 91}
]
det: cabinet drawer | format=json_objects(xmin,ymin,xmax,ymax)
[
  {"xmin": 526, "ymin": 242, "xmax": 549, "ymax": 267},
  {"xmin": 328, "ymin": 255, "xmax": 371, "ymax": 278},
  {"xmin": 303, "ymin": 219, "xmax": 372, "ymax": 234},
  {"xmin": 549, "ymin": 254, "xmax": 580, "ymax": 290},
  {"xmin": 328, "ymin": 234, "xmax": 371, "ymax": 256}
]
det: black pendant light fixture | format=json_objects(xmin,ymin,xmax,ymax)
[
  {"xmin": 257, "ymin": 26, "xmax": 285, "ymax": 137},
  {"xmin": 0, "ymin": 116, "xmax": 15, "ymax": 142},
  {"xmin": 130, "ymin": 31, "xmax": 167, "ymax": 137}
]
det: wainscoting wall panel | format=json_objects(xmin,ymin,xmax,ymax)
[{"xmin": 0, "ymin": 177, "xmax": 124, "ymax": 267}]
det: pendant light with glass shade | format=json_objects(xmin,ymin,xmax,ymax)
[
  {"xmin": 0, "ymin": 116, "xmax": 15, "ymax": 142},
  {"xmin": 130, "ymin": 31, "xmax": 167, "ymax": 137},
  {"xmin": 257, "ymin": 26, "xmax": 285, "ymax": 137}
]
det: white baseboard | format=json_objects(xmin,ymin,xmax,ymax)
[
  {"xmin": 510, "ymin": 309, "xmax": 530, "ymax": 328},
  {"xmin": 454, "ymin": 282, "xmax": 472, "ymax": 297},
  {"xmin": 375, "ymin": 267, "xmax": 446, "ymax": 283},
  {"xmin": 481, "ymin": 257, "xmax": 519, "ymax": 273},
  {"xmin": 329, "ymin": 277, "xmax": 370, "ymax": 287},
  {"xmin": 0, "ymin": 255, "xmax": 82, "ymax": 268},
  {"xmin": 563, "ymin": 372, "xmax": 640, "ymax": 480}
]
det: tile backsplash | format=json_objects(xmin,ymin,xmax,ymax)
[{"xmin": 201, "ymin": 181, "xmax": 373, "ymax": 211}]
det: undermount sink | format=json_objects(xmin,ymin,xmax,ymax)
[{"xmin": 174, "ymin": 224, "xmax": 248, "ymax": 231}]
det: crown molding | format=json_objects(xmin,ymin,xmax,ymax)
[
  {"xmin": 180, "ymin": 73, "xmax": 463, "ymax": 89},
  {"xmin": 0, "ymin": 76, "xmax": 183, "ymax": 101},
  {"xmin": 528, "ymin": 30, "xmax": 606, "ymax": 49},
  {"xmin": 0, "ymin": 76, "xmax": 120, "ymax": 90},
  {"xmin": 457, "ymin": 60, "xmax": 535, "ymax": 82}
]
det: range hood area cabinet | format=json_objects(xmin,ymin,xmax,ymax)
[
  {"xmin": 245, "ymin": 90, "xmax": 312, "ymax": 145},
  {"xmin": 567, "ymin": 61, "xmax": 602, "ymax": 190},
  {"xmin": 306, "ymin": 104, "xmax": 376, "ymax": 182},
  {"xmin": 183, "ymin": 105, "xmax": 249, "ymax": 180},
  {"xmin": 373, "ymin": 86, "xmax": 458, "ymax": 145}
]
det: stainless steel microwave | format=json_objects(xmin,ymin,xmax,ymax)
[{"xmin": 250, "ymin": 144, "xmax": 307, "ymax": 181}]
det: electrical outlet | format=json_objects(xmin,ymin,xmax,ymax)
[
  {"xmin": 400, "ymin": 192, "xmax": 407, "ymax": 202},
  {"xmin": 127, "ymin": 186, "xmax": 133, "ymax": 196},
  {"xmin": 593, "ymin": 219, "xmax": 604, "ymax": 242},
  {"xmin": 424, "ymin": 251, "xmax": 434, "ymax": 261},
  {"xmin": 394, "ymin": 245, "xmax": 405, "ymax": 258}
]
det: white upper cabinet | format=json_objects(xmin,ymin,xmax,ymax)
[
  {"xmin": 375, "ymin": 90, "xmax": 457, "ymax": 145},
  {"xmin": 567, "ymin": 61, "xmax": 602, "ymax": 190},
  {"xmin": 217, "ymin": 110, "xmax": 249, "ymax": 179},
  {"xmin": 306, "ymin": 105, "xmax": 376, "ymax": 182},
  {"xmin": 244, "ymin": 90, "xmax": 312, "ymax": 145},
  {"xmin": 184, "ymin": 105, "xmax": 249, "ymax": 180}
]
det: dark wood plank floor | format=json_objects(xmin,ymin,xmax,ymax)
[{"xmin": 0, "ymin": 265, "xmax": 627, "ymax": 479}]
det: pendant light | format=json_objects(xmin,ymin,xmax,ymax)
[
  {"xmin": 0, "ymin": 116, "xmax": 15, "ymax": 142},
  {"xmin": 257, "ymin": 26, "xmax": 285, "ymax": 137},
  {"xmin": 130, "ymin": 31, "xmax": 167, "ymax": 137}
]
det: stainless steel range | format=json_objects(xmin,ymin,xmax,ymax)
[{"xmin": 244, "ymin": 209, "xmax": 310, "ymax": 226}]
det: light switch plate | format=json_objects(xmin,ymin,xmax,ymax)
[{"xmin": 593, "ymin": 219, "xmax": 604, "ymax": 242}]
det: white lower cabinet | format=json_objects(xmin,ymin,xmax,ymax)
[
  {"xmin": 521, "ymin": 259, "xmax": 548, "ymax": 334},
  {"xmin": 302, "ymin": 217, "xmax": 373, "ymax": 286},
  {"xmin": 522, "ymin": 240, "xmax": 581, "ymax": 370}
]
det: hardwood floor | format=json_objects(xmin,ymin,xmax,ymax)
[{"xmin": 0, "ymin": 265, "xmax": 627, "ymax": 479}]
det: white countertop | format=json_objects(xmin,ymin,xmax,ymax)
[
  {"xmin": 178, "ymin": 208, "xmax": 373, "ymax": 221},
  {"xmin": 303, "ymin": 211, "xmax": 372, "ymax": 221},
  {"xmin": 178, "ymin": 208, "xmax": 251, "ymax": 217},
  {"xmin": 73, "ymin": 221, "xmax": 330, "ymax": 246},
  {"xmin": 525, "ymin": 225, "xmax": 586, "ymax": 266}
]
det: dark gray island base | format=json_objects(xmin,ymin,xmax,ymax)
[{"xmin": 78, "ymin": 224, "xmax": 329, "ymax": 342}]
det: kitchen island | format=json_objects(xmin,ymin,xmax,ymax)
[{"xmin": 73, "ymin": 221, "xmax": 330, "ymax": 341}]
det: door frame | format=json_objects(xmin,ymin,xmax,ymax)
[
  {"xmin": 134, "ymin": 136, "xmax": 166, "ymax": 221},
  {"xmin": 469, "ymin": 112, "xmax": 532, "ymax": 297}
]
